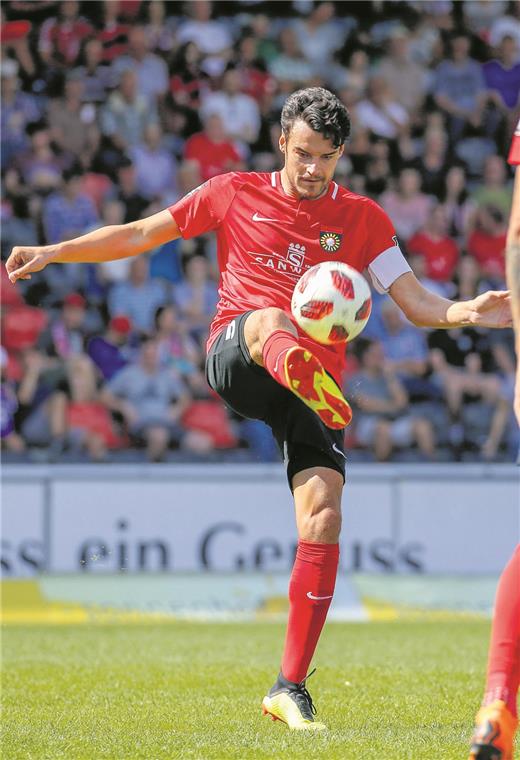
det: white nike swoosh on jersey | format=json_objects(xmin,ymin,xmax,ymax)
[
  {"xmin": 252, "ymin": 212, "xmax": 279, "ymax": 222},
  {"xmin": 332, "ymin": 443, "xmax": 347, "ymax": 460},
  {"xmin": 306, "ymin": 592, "xmax": 334, "ymax": 601}
]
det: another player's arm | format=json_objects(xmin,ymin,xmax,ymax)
[
  {"xmin": 389, "ymin": 271, "xmax": 512, "ymax": 329},
  {"xmin": 506, "ymin": 166, "xmax": 520, "ymax": 423},
  {"xmin": 5, "ymin": 210, "xmax": 181, "ymax": 283}
]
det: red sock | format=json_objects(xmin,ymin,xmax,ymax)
[
  {"xmin": 262, "ymin": 330, "xmax": 299, "ymax": 388},
  {"xmin": 281, "ymin": 540, "xmax": 339, "ymax": 684},
  {"xmin": 483, "ymin": 544, "xmax": 520, "ymax": 717}
]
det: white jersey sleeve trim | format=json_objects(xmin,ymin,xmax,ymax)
[{"xmin": 367, "ymin": 245, "xmax": 412, "ymax": 294}]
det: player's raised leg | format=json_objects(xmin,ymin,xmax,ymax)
[
  {"xmin": 469, "ymin": 544, "xmax": 520, "ymax": 760},
  {"xmin": 262, "ymin": 466, "xmax": 342, "ymax": 730},
  {"xmin": 244, "ymin": 308, "xmax": 352, "ymax": 429}
]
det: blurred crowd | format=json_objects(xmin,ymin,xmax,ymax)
[{"xmin": 1, "ymin": 0, "xmax": 519, "ymax": 463}]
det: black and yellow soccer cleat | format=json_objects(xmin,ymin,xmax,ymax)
[
  {"xmin": 261, "ymin": 669, "xmax": 327, "ymax": 731},
  {"xmin": 469, "ymin": 700, "xmax": 518, "ymax": 760}
]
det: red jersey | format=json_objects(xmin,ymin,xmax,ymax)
[{"xmin": 169, "ymin": 171, "xmax": 399, "ymax": 382}]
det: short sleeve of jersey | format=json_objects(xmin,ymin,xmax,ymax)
[
  {"xmin": 168, "ymin": 173, "xmax": 238, "ymax": 239},
  {"xmin": 363, "ymin": 199, "xmax": 412, "ymax": 294},
  {"xmin": 508, "ymin": 119, "xmax": 520, "ymax": 166}
]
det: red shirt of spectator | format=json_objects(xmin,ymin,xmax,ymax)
[
  {"xmin": 466, "ymin": 205, "xmax": 507, "ymax": 277},
  {"xmin": 184, "ymin": 114, "xmax": 243, "ymax": 182},
  {"xmin": 38, "ymin": 4, "xmax": 93, "ymax": 67},
  {"xmin": 407, "ymin": 205, "xmax": 459, "ymax": 281}
]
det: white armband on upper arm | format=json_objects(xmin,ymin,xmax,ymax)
[{"xmin": 367, "ymin": 245, "xmax": 412, "ymax": 294}]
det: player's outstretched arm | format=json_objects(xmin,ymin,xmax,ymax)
[
  {"xmin": 389, "ymin": 271, "xmax": 512, "ymax": 330},
  {"xmin": 5, "ymin": 209, "xmax": 181, "ymax": 284}
]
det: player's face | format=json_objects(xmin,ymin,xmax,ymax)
[{"xmin": 280, "ymin": 120, "xmax": 344, "ymax": 200}]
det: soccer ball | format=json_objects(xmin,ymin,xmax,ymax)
[{"xmin": 291, "ymin": 261, "xmax": 372, "ymax": 345}]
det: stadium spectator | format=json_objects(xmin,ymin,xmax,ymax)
[
  {"xmin": 173, "ymin": 255, "xmax": 218, "ymax": 343},
  {"xmin": 108, "ymin": 255, "xmax": 168, "ymax": 334},
  {"xmin": 42, "ymin": 165, "xmax": 99, "ymax": 245},
  {"xmin": 16, "ymin": 347, "xmax": 68, "ymax": 456},
  {"xmin": 176, "ymin": 0, "xmax": 233, "ymax": 74},
  {"xmin": 348, "ymin": 339, "xmax": 436, "ymax": 461},
  {"xmin": 65, "ymin": 354, "xmax": 114, "ymax": 461},
  {"xmin": 97, "ymin": 0, "xmax": 129, "ymax": 63},
  {"xmin": 100, "ymin": 337, "xmax": 199, "ymax": 461},
  {"xmin": 233, "ymin": 33, "xmax": 275, "ymax": 104},
  {"xmin": 1, "ymin": 168, "xmax": 38, "ymax": 256},
  {"xmin": 144, "ymin": 0, "xmax": 175, "ymax": 55},
  {"xmin": 111, "ymin": 24, "xmax": 169, "ymax": 105},
  {"xmin": 1, "ymin": 59, "xmax": 41, "ymax": 171},
  {"xmin": 47, "ymin": 69, "xmax": 91, "ymax": 157},
  {"xmin": 463, "ymin": 0, "xmax": 509, "ymax": 39},
  {"xmin": 355, "ymin": 75, "xmax": 409, "ymax": 141},
  {"xmin": 377, "ymin": 26, "xmax": 428, "ymax": 115},
  {"xmin": 129, "ymin": 123, "xmax": 177, "ymax": 202},
  {"xmin": 268, "ymin": 26, "xmax": 316, "ymax": 93},
  {"xmin": 440, "ymin": 164, "xmax": 476, "ymax": 242},
  {"xmin": 184, "ymin": 113, "xmax": 243, "ymax": 182},
  {"xmin": 470, "ymin": 154, "xmax": 512, "ymax": 217},
  {"xmin": 111, "ymin": 157, "xmax": 150, "ymax": 224},
  {"xmin": 380, "ymin": 168, "xmax": 432, "ymax": 242},
  {"xmin": 87, "ymin": 315, "xmax": 133, "ymax": 381},
  {"xmin": 407, "ymin": 204, "xmax": 460, "ymax": 284},
  {"xmin": 378, "ymin": 299, "xmax": 440, "ymax": 407},
  {"xmin": 291, "ymin": 1, "xmax": 344, "ymax": 73},
  {"xmin": 433, "ymin": 32, "xmax": 487, "ymax": 140},
  {"xmin": 75, "ymin": 36, "xmax": 115, "ymax": 104},
  {"xmin": 101, "ymin": 68, "xmax": 157, "ymax": 151},
  {"xmin": 38, "ymin": 0, "xmax": 93, "ymax": 68},
  {"xmin": 0, "ymin": 348, "xmax": 25, "ymax": 453},
  {"xmin": 200, "ymin": 66, "xmax": 261, "ymax": 147},
  {"xmin": 411, "ymin": 126, "xmax": 450, "ymax": 197},
  {"xmin": 168, "ymin": 41, "xmax": 209, "ymax": 111},
  {"xmin": 488, "ymin": 5, "xmax": 520, "ymax": 51},
  {"xmin": 466, "ymin": 204, "xmax": 507, "ymax": 282},
  {"xmin": 37, "ymin": 293, "xmax": 90, "ymax": 359},
  {"xmin": 155, "ymin": 304, "xmax": 201, "ymax": 378},
  {"xmin": 15, "ymin": 119, "xmax": 69, "ymax": 193},
  {"xmin": 483, "ymin": 35, "xmax": 520, "ymax": 113}
]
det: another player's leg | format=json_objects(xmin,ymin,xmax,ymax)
[
  {"xmin": 244, "ymin": 308, "xmax": 352, "ymax": 429},
  {"xmin": 262, "ymin": 466, "xmax": 342, "ymax": 730},
  {"xmin": 469, "ymin": 544, "xmax": 520, "ymax": 760}
]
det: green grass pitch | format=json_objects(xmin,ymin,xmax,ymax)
[{"xmin": 1, "ymin": 620, "xmax": 500, "ymax": 759}]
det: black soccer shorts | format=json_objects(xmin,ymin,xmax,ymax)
[{"xmin": 205, "ymin": 311, "xmax": 346, "ymax": 487}]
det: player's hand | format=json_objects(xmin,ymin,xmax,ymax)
[
  {"xmin": 5, "ymin": 245, "xmax": 54, "ymax": 283},
  {"xmin": 468, "ymin": 291, "xmax": 512, "ymax": 328}
]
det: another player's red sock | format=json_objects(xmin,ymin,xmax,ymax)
[
  {"xmin": 483, "ymin": 544, "xmax": 520, "ymax": 717},
  {"xmin": 262, "ymin": 330, "xmax": 299, "ymax": 388},
  {"xmin": 281, "ymin": 540, "xmax": 339, "ymax": 684}
]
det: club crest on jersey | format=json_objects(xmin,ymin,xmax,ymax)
[{"xmin": 319, "ymin": 229, "xmax": 343, "ymax": 254}]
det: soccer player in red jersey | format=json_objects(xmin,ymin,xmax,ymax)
[
  {"xmin": 468, "ymin": 122, "xmax": 520, "ymax": 760},
  {"xmin": 5, "ymin": 88, "xmax": 512, "ymax": 731}
]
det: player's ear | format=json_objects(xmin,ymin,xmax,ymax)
[
  {"xmin": 279, "ymin": 132, "xmax": 286, "ymax": 153},
  {"xmin": 338, "ymin": 145, "xmax": 344, "ymax": 158}
]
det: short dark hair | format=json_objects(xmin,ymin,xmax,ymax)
[{"xmin": 281, "ymin": 87, "xmax": 351, "ymax": 148}]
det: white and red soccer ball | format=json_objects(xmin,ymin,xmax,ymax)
[{"xmin": 291, "ymin": 261, "xmax": 372, "ymax": 345}]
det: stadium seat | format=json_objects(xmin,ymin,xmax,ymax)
[
  {"xmin": 1, "ymin": 306, "xmax": 48, "ymax": 352},
  {"xmin": 67, "ymin": 402, "xmax": 128, "ymax": 448}
]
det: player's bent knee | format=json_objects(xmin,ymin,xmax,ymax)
[{"xmin": 300, "ymin": 506, "xmax": 342, "ymax": 543}]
